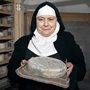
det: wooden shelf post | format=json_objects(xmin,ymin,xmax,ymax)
[{"xmin": 14, "ymin": 0, "xmax": 24, "ymax": 42}]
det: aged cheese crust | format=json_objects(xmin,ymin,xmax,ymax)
[{"xmin": 27, "ymin": 57, "xmax": 67, "ymax": 78}]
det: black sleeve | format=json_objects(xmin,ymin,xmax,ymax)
[
  {"xmin": 7, "ymin": 36, "xmax": 30, "ymax": 83},
  {"xmin": 65, "ymin": 32, "xmax": 86, "ymax": 81}
]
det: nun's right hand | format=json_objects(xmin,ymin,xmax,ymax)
[{"xmin": 21, "ymin": 60, "xmax": 28, "ymax": 66}]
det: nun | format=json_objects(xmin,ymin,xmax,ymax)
[{"xmin": 7, "ymin": 1, "xmax": 86, "ymax": 90}]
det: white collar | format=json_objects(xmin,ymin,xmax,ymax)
[{"xmin": 28, "ymin": 22, "xmax": 60, "ymax": 56}]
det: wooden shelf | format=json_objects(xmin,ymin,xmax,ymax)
[
  {"xmin": 0, "ymin": 23, "xmax": 13, "ymax": 28},
  {"xmin": 0, "ymin": 78, "xmax": 10, "ymax": 89},
  {"xmin": 0, "ymin": 0, "xmax": 14, "ymax": 89},
  {"xmin": 0, "ymin": 72, "xmax": 7, "ymax": 79},
  {"xmin": 0, "ymin": 10, "xmax": 12, "ymax": 17},
  {"xmin": 0, "ymin": 65, "xmax": 7, "ymax": 79},
  {"xmin": 0, "ymin": 59, "xmax": 9, "ymax": 66},
  {"xmin": 0, "ymin": 0, "xmax": 13, "ymax": 5},
  {"xmin": 0, "ymin": 48, "xmax": 13, "ymax": 53},
  {"xmin": 0, "ymin": 36, "xmax": 13, "ymax": 40}
]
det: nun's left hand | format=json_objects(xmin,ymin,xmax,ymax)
[
  {"xmin": 66, "ymin": 62, "xmax": 73, "ymax": 77},
  {"xmin": 21, "ymin": 59, "xmax": 28, "ymax": 66}
]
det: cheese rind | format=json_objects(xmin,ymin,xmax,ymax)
[{"xmin": 27, "ymin": 57, "xmax": 67, "ymax": 78}]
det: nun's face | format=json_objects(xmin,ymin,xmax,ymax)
[{"xmin": 36, "ymin": 15, "xmax": 57, "ymax": 37}]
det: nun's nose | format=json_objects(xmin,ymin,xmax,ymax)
[{"xmin": 44, "ymin": 19, "xmax": 49, "ymax": 26}]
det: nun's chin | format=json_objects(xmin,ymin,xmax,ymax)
[{"xmin": 39, "ymin": 31, "xmax": 54, "ymax": 37}]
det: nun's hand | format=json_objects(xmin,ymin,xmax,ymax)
[
  {"xmin": 66, "ymin": 62, "xmax": 73, "ymax": 77},
  {"xmin": 21, "ymin": 59, "xmax": 28, "ymax": 66}
]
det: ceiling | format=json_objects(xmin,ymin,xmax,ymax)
[{"xmin": 24, "ymin": 0, "xmax": 90, "ymax": 13}]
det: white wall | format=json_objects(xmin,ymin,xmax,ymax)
[
  {"xmin": 24, "ymin": 0, "xmax": 90, "ymax": 13},
  {"xmin": 58, "ymin": 4, "xmax": 90, "ymax": 13}
]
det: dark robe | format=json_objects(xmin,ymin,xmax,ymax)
[{"xmin": 7, "ymin": 31, "xmax": 86, "ymax": 90}]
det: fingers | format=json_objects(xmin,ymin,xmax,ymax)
[
  {"xmin": 21, "ymin": 60, "xmax": 28, "ymax": 66},
  {"xmin": 66, "ymin": 62, "xmax": 73, "ymax": 77}
]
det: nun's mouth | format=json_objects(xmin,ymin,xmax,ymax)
[
  {"xmin": 43, "ymin": 29, "xmax": 49, "ymax": 31},
  {"xmin": 42, "ymin": 28, "xmax": 51, "ymax": 31}
]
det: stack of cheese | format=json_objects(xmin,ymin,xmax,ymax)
[
  {"xmin": 27, "ymin": 57, "xmax": 67, "ymax": 78},
  {"xmin": 0, "ymin": 54, "xmax": 4, "ymax": 62}
]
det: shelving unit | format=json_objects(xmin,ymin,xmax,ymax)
[{"xmin": 0, "ymin": 0, "xmax": 14, "ymax": 89}]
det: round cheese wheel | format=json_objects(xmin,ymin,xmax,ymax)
[{"xmin": 27, "ymin": 57, "xmax": 67, "ymax": 78}]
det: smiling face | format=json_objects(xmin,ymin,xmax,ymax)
[{"xmin": 36, "ymin": 15, "xmax": 57, "ymax": 37}]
